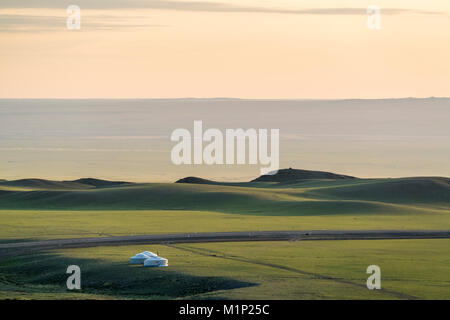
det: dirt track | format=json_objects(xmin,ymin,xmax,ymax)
[{"xmin": 1, "ymin": 230, "xmax": 449, "ymax": 256}]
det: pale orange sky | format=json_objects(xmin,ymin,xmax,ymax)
[{"xmin": 0, "ymin": 0, "xmax": 449, "ymax": 99}]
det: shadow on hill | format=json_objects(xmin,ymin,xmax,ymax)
[
  {"xmin": 306, "ymin": 177, "xmax": 450, "ymax": 206},
  {"xmin": 0, "ymin": 187, "xmax": 412, "ymax": 215},
  {"xmin": 0, "ymin": 251, "xmax": 256, "ymax": 299},
  {"xmin": 0, "ymin": 182, "xmax": 442, "ymax": 215}
]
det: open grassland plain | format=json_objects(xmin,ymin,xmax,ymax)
[
  {"xmin": 0, "ymin": 177, "xmax": 449, "ymax": 241},
  {"xmin": 1, "ymin": 240, "xmax": 449, "ymax": 300},
  {"xmin": 1, "ymin": 210, "xmax": 450, "ymax": 241}
]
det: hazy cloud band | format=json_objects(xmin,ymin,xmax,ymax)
[{"xmin": 0, "ymin": 0, "xmax": 443, "ymax": 15}]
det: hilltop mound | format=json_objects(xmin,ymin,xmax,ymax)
[
  {"xmin": 176, "ymin": 169, "xmax": 356, "ymax": 185},
  {"xmin": 252, "ymin": 168, "xmax": 356, "ymax": 182},
  {"xmin": 175, "ymin": 177, "xmax": 220, "ymax": 185},
  {"xmin": 70, "ymin": 178, "xmax": 130, "ymax": 188}
]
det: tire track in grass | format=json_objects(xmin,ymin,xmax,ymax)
[{"xmin": 166, "ymin": 244, "xmax": 419, "ymax": 300}]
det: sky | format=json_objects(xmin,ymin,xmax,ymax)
[{"xmin": 0, "ymin": 0, "xmax": 449, "ymax": 98}]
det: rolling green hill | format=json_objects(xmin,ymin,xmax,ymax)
[
  {"xmin": 0, "ymin": 173, "xmax": 448, "ymax": 214},
  {"xmin": 302, "ymin": 177, "xmax": 450, "ymax": 206}
]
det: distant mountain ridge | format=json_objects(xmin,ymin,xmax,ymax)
[
  {"xmin": 0, "ymin": 178, "xmax": 130, "ymax": 189},
  {"xmin": 251, "ymin": 168, "xmax": 356, "ymax": 182},
  {"xmin": 69, "ymin": 178, "xmax": 130, "ymax": 188},
  {"xmin": 176, "ymin": 168, "xmax": 356, "ymax": 185}
]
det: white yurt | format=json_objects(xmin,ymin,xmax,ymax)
[
  {"xmin": 143, "ymin": 256, "xmax": 169, "ymax": 267},
  {"xmin": 129, "ymin": 251, "xmax": 158, "ymax": 264},
  {"xmin": 142, "ymin": 251, "xmax": 158, "ymax": 257}
]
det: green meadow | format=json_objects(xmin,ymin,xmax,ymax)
[
  {"xmin": 0, "ymin": 175, "xmax": 449, "ymax": 299},
  {"xmin": 1, "ymin": 240, "xmax": 449, "ymax": 300},
  {"xmin": 1, "ymin": 209, "xmax": 450, "ymax": 241}
]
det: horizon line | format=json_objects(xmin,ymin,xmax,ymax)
[
  {"xmin": 2, "ymin": 173, "xmax": 449, "ymax": 184},
  {"xmin": 0, "ymin": 97, "xmax": 449, "ymax": 101}
]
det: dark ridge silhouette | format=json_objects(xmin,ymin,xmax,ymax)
[
  {"xmin": 0, "ymin": 178, "xmax": 131, "ymax": 189},
  {"xmin": 175, "ymin": 177, "xmax": 221, "ymax": 185},
  {"xmin": 175, "ymin": 168, "xmax": 356, "ymax": 185},
  {"xmin": 70, "ymin": 178, "xmax": 130, "ymax": 188},
  {"xmin": 0, "ymin": 178, "xmax": 90, "ymax": 189},
  {"xmin": 251, "ymin": 168, "xmax": 356, "ymax": 182}
]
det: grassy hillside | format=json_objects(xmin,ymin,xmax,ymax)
[
  {"xmin": 303, "ymin": 177, "xmax": 450, "ymax": 207},
  {"xmin": 0, "ymin": 177, "xmax": 448, "ymax": 213},
  {"xmin": 0, "ymin": 175, "xmax": 449, "ymax": 241}
]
